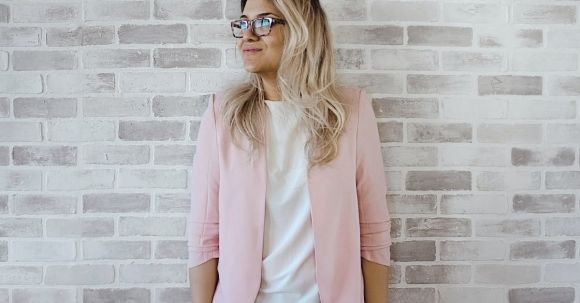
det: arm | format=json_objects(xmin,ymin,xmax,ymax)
[
  {"xmin": 355, "ymin": 89, "xmax": 392, "ymax": 303},
  {"xmin": 188, "ymin": 94, "xmax": 220, "ymax": 303}
]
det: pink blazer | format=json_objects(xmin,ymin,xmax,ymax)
[{"xmin": 187, "ymin": 85, "xmax": 392, "ymax": 303}]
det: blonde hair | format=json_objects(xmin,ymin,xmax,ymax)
[{"xmin": 220, "ymin": 0, "xmax": 349, "ymax": 172}]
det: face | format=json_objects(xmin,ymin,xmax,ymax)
[{"xmin": 236, "ymin": 0, "xmax": 285, "ymax": 77}]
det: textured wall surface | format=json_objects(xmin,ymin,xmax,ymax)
[{"xmin": 1, "ymin": 0, "xmax": 580, "ymax": 302}]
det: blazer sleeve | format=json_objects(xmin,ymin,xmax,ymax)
[
  {"xmin": 355, "ymin": 88, "xmax": 392, "ymax": 266},
  {"xmin": 187, "ymin": 93, "xmax": 220, "ymax": 268}
]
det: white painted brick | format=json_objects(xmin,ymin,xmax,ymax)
[
  {"xmin": 442, "ymin": 51, "xmax": 505, "ymax": 72},
  {"xmin": 477, "ymin": 171, "xmax": 541, "ymax": 191},
  {"xmin": 83, "ymin": 240, "xmax": 151, "ymax": 260},
  {"xmin": 0, "ymin": 27, "xmax": 42, "ymax": 47},
  {"xmin": 12, "ymin": 3, "xmax": 81, "ymax": 23},
  {"xmin": 0, "ymin": 266, "xmax": 42, "ymax": 284},
  {"xmin": 444, "ymin": 3, "xmax": 508, "ymax": 23},
  {"xmin": 514, "ymin": 5, "xmax": 576, "ymax": 24},
  {"xmin": 13, "ymin": 289, "xmax": 75, "ymax": 303},
  {"xmin": 0, "ymin": 74, "xmax": 43, "ymax": 94},
  {"xmin": 85, "ymin": 1, "xmax": 149, "ymax": 21},
  {"xmin": 475, "ymin": 265, "xmax": 540, "ymax": 284},
  {"xmin": 439, "ymin": 288, "xmax": 506, "ymax": 303},
  {"xmin": 0, "ymin": 51, "xmax": 7, "ymax": 71},
  {"xmin": 370, "ymin": 1, "xmax": 439, "ymax": 22},
  {"xmin": 46, "ymin": 218, "xmax": 114, "ymax": 238},
  {"xmin": 119, "ymin": 217, "xmax": 186, "ymax": 236},
  {"xmin": 441, "ymin": 97, "xmax": 506, "ymax": 119},
  {"xmin": 83, "ymin": 97, "xmax": 150, "ymax": 117},
  {"xmin": 440, "ymin": 146, "xmax": 509, "ymax": 167},
  {"xmin": 121, "ymin": 72, "xmax": 187, "ymax": 93},
  {"xmin": 0, "ymin": 122, "xmax": 42, "ymax": 142},
  {"xmin": 118, "ymin": 169, "xmax": 187, "ymax": 188},
  {"xmin": 47, "ymin": 169, "xmax": 115, "ymax": 190},
  {"xmin": 0, "ymin": 170, "xmax": 42, "ymax": 191},
  {"xmin": 372, "ymin": 49, "xmax": 438, "ymax": 71},
  {"xmin": 48, "ymin": 120, "xmax": 115, "ymax": 142},
  {"xmin": 548, "ymin": 29, "xmax": 580, "ymax": 48},
  {"xmin": 119, "ymin": 263, "xmax": 186, "ymax": 283},
  {"xmin": 12, "ymin": 241, "xmax": 75, "ymax": 261},
  {"xmin": 441, "ymin": 194, "xmax": 507, "ymax": 214},
  {"xmin": 46, "ymin": 73, "xmax": 115, "ymax": 94},
  {"xmin": 45, "ymin": 265, "xmax": 114, "ymax": 285},
  {"xmin": 512, "ymin": 52, "xmax": 578, "ymax": 72}
]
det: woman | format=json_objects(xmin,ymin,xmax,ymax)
[{"xmin": 188, "ymin": 0, "xmax": 392, "ymax": 302}]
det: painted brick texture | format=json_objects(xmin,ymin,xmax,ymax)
[{"xmin": 0, "ymin": 0, "xmax": 579, "ymax": 303}]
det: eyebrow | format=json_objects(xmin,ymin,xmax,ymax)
[{"xmin": 240, "ymin": 12, "xmax": 277, "ymax": 18}]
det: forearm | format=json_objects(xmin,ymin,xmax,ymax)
[
  {"xmin": 361, "ymin": 258, "xmax": 389, "ymax": 303},
  {"xmin": 189, "ymin": 258, "xmax": 219, "ymax": 303}
]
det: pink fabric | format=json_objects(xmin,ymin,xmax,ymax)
[{"xmin": 187, "ymin": 86, "xmax": 392, "ymax": 303}]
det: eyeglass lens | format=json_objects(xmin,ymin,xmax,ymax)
[{"xmin": 232, "ymin": 18, "xmax": 272, "ymax": 37}]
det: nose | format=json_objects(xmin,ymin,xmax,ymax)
[{"xmin": 241, "ymin": 24, "xmax": 258, "ymax": 42}]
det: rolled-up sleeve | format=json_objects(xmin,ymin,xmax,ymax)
[
  {"xmin": 355, "ymin": 88, "xmax": 392, "ymax": 266},
  {"xmin": 187, "ymin": 93, "xmax": 220, "ymax": 268}
]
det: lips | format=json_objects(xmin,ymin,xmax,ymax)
[{"xmin": 243, "ymin": 48, "xmax": 262, "ymax": 53}]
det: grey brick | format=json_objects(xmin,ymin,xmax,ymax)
[
  {"xmin": 119, "ymin": 121, "xmax": 185, "ymax": 141},
  {"xmin": 0, "ymin": 74, "xmax": 43, "ymax": 94},
  {"xmin": 0, "ymin": 4, "xmax": 8, "ymax": 23},
  {"xmin": 391, "ymin": 241, "xmax": 436, "ymax": 262},
  {"xmin": 335, "ymin": 48, "xmax": 366, "ymax": 70},
  {"xmin": 83, "ymin": 241, "xmax": 151, "ymax": 260},
  {"xmin": 0, "ymin": 266, "xmax": 42, "ymax": 284},
  {"xmin": 14, "ymin": 98, "xmax": 77, "ymax": 118},
  {"xmin": 13, "ymin": 146, "xmax": 77, "ymax": 166},
  {"xmin": 154, "ymin": 48, "xmax": 221, "ymax": 68},
  {"xmin": 154, "ymin": 145, "xmax": 194, "ymax": 165},
  {"xmin": 476, "ymin": 218, "xmax": 541, "ymax": 237},
  {"xmin": 442, "ymin": 51, "xmax": 504, "ymax": 71},
  {"xmin": 46, "ymin": 26, "xmax": 115, "ymax": 47},
  {"xmin": 548, "ymin": 76, "xmax": 580, "ymax": 96},
  {"xmin": 85, "ymin": 1, "xmax": 149, "ymax": 21},
  {"xmin": 118, "ymin": 169, "xmax": 187, "ymax": 189},
  {"xmin": 153, "ymin": 95, "xmax": 209, "ymax": 117},
  {"xmin": 478, "ymin": 124, "xmax": 542, "ymax": 144},
  {"xmin": 321, "ymin": 0, "xmax": 366, "ymax": 21},
  {"xmin": 0, "ymin": 97, "xmax": 8, "ymax": 117},
  {"xmin": 13, "ymin": 289, "xmax": 75, "ymax": 303},
  {"xmin": 0, "ymin": 170, "xmax": 42, "ymax": 191},
  {"xmin": 546, "ymin": 218, "xmax": 580, "ymax": 236},
  {"xmin": 83, "ymin": 193, "xmax": 150, "ymax": 213},
  {"xmin": 83, "ymin": 97, "xmax": 150, "ymax": 117},
  {"xmin": 439, "ymin": 288, "xmax": 506, "ymax": 303},
  {"xmin": 45, "ymin": 265, "xmax": 114, "ymax": 285},
  {"xmin": 387, "ymin": 194, "xmax": 437, "ymax": 214},
  {"xmin": 0, "ymin": 241, "xmax": 6, "ymax": 261},
  {"xmin": 389, "ymin": 288, "xmax": 436, "ymax": 303},
  {"xmin": 84, "ymin": 288, "xmax": 151, "ymax": 303},
  {"xmin": 509, "ymin": 287, "xmax": 575, "ymax": 303},
  {"xmin": 476, "ymin": 171, "xmax": 541, "ymax": 191},
  {"xmin": 408, "ymin": 122, "xmax": 472, "ymax": 143},
  {"xmin": 441, "ymin": 146, "xmax": 509, "ymax": 167},
  {"xmin": 513, "ymin": 194, "xmax": 575, "ymax": 213},
  {"xmin": 441, "ymin": 241, "xmax": 506, "ymax": 261},
  {"xmin": 441, "ymin": 194, "xmax": 507, "ymax": 214},
  {"xmin": 155, "ymin": 240, "xmax": 187, "ymax": 259},
  {"xmin": 83, "ymin": 49, "xmax": 150, "ymax": 69},
  {"xmin": 391, "ymin": 218, "xmax": 402, "ymax": 238},
  {"xmin": 547, "ymin": 124, "xmax": 580, "ymax": 143},
  {"xmin": 13, "ymin": 3, "xmax": 80, "ymax": 23},
  {"xmin": 0, "ymin": 27, "xmax": 41, "ymax": 47},
  {"xmin": 47, "ymin": 73, "xmax": 115, "ymax": 94},
  {"xmin": 46, "ymin": 218, "xmax": 114, "ymax": 238},
  {"xmin": 0, "ymin": 218, "xmax": 42, "ymax": 237},
  {"xmin": 121, "ymin": 72, "xmax": 187, "ymax": 93},
  {"xmin": 444, "ymin": 3, "xmax": 507, "ymax": 23},
  {"xmin": 406, "ymin": 265, "xmax": 471, "ymax": 284},
  {"xmin": 119, "ymin": 217, "xmax": 186, "ymax": 236},
  {"xmin": 13, "ymin": 194, "xmax": 77, "ymax": 215},
  {"xmin": 156, "ymin": 287, "xmax": 190, "ymax": 303},
  {"xmin": 373, "ymin": 97, "xmax": 438, "ymax": 118},
  {"xmin": 478, "ymin": 75, "xmax": 542, "ymax": 95},
  {"xmin": 389, "ymin": 265, "xmax": 402, "ymax": 284},
  {"xmin": 475, "ymin": 265, "xmax": 540, "ymax": 285},
  {"xmin": 408, "ymin": 26, "xmax": 473, "ymax": 47},
  {"xmin": 0, "ymin": 146, "xmax": 8, "ymax": 166},
  {"xmin": 378, "ymin": 121, "xmax": 402, "ymax": 143},
  {"xmin": 82, "ymin": 145, "xmax": 150, "ymax": 165},
  {"xmin": 406, "ymin": 217, "xmax": 472, "ymax": 237},
  {"xmin": 13, "ymin": 51, "xmax": 77, "ymax": 71},
  {"xmin": 514, "ymin": 5, "xmax": 576, "ymax": 24},
  {"xmin": 406, "ymin": 171, "xmax": 471, "ymax": 191},
  {"xmin": 337, "ymin": 73, "xmax": 404, "ymax": 94},
  {"xmin": 370, "ymin": 1, "xmax": 439, "ymax": 22},
  {"xmin": 545, "ymin": 264, "xmax": 580, "ymax": 283},
  {"xmin": 510, "ymin": 240, "xmax": 575, "ymax": 260},
  {"xmin": 334, "ymin": 25, "xmax": 403, "ymax": 45},
  {"xmin": 408, "ymin": 75, "xmax": 474, "ymax": 95},
  {"xmin": 48, "ymin": 120, "xmax": 116, "ymax": 142},
  {"xmin": 0, "ymin": 51, "xmax": 7, "ymax": 71},
  {"xmin": 546, "ymin": 171, "xmax": 580, "ymax": 189},
  {"xmin": 119, "ymin": 24, "xmax": 187, "ymax": 44},
  {"xmin": 119, "ymin": 263, "xmax": 186, "ymax": 283},
  {"xmin": 383, "ymin": 146, "xmax": 437, "ymax": 167},
  {"xmin": 47, "ymin": 169, "xmax": 114, "ymax": 190},
  {"xmin": 12, "ymin": 241, "xmax": 75, "ymax": 261},
  {"xmin": 372, "ymin": 49, "xmax": 438, "ymax": 71},
  {"xmin": 155, "ymin": 193, "xmax": 190, "ymax": 213},
  {"xmin": 0, "ymin": 195, "xmax": 7, "ymax": 214},
  {"xmin": 154, "ymin": 0, "xmax": 222, "ymax": 20}
]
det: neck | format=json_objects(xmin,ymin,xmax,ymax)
[{"xmin": 261, "ymin": 73, "xmax": 281, "ymax": 101}]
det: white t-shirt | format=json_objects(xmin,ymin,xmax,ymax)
[{"xmin": 255, "ymin": 100, "xmax": 321, "ymax": 303}]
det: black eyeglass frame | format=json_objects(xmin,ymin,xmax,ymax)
[{"xmin": 230, "ymin": 17, "xmax": 287, "ymax": 38}]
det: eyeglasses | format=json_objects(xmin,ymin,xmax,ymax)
[{"xmin": 230, "ymin": 17, "xmax": 286, "ymax": 38}]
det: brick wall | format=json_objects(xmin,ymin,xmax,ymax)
[{"xmin": 0, "ymin": 0, "xmax": 579, "ymax": 302}]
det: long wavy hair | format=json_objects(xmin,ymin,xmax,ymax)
[{"xmin": 220, "ymin": 0, "xmax": 349, "ymax": 171}]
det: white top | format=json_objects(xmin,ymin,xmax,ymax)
[{"xmin": 255, "ymin": 100, "xmax": 321, "ymax": 303}]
